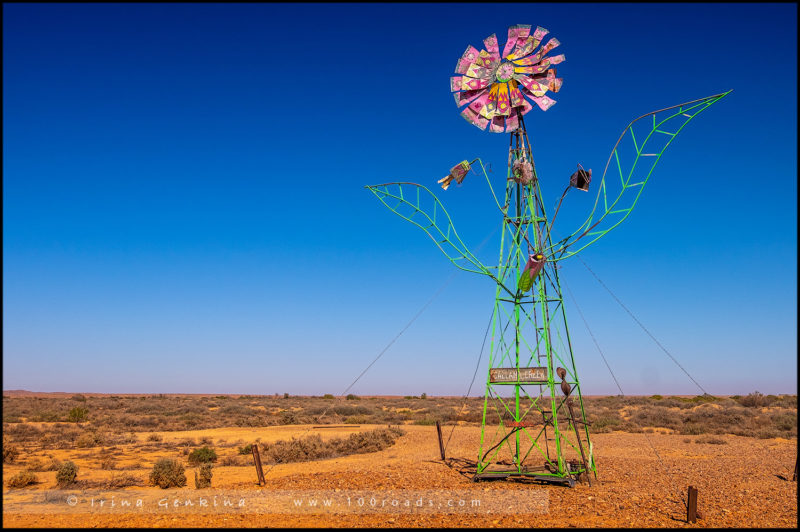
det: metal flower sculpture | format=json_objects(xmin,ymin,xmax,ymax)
[
  {"xmin": 451, "ymin": 24, "xmax": 565, "ymax": 133},
  {"xmin": 368, "ymin": 23, "xmax": 730, "ymax": 485}
]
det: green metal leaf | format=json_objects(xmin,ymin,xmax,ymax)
[{"xmin": 547, "ymin": 90, "xmax": 731, "ymax": 261}]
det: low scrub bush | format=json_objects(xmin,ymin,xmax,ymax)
[
  {"xmin": 149, "ymin": 458, "xmax": 187, "ymax": 489},
  {"xmin": 8, "ymin": 471, "xmax": 38, "ymax": 488},
  {"xmin": 3, "ymin": 437, "xmax": 19, "ymax": 463},
  {"xmin": 695, "ymin": 436, "xmax": 727, "ymax": 445},
  {"xmin": 56, "ymin": 461, "xmax": 79, "ymax": 488},
  {"xmin": 188, "ymin": 446, "xmax": 218, "ymax": 465},
  {"xmin": 194, "ymin": 464, "xmax": 213, "ymax": 488},
  {"xmin": 260, "ymin": 427, "xmax": 405, "ymax": 464},
  {"xmin": 76, "ymin": 431, "xmax": 102, "ymax": 448},
  {"xmin": 237, "ymin": 444, "xmax": 253, "ymax": 455},
  {"xmin": 68, "ymin": 407, "xmax": 88, "ymax": 423},
  {"xmin": 98, "ymin": 473, "xmax": 143, "ymax": 488}
]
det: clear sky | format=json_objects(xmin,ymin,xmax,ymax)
[{"xmin": 3, "ymin": 3, "xmax": 797, "ymax": 396}]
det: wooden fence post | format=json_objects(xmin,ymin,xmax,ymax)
[
  {"xmin": 252, "ymin": 443, "xmax": 266, "ymax": 486},
  {"xmin": 687, "ymin": 485, "xmax": 698, "ymax": 523},
  {"xmin": 435, "ymin": 421, "xmax": 446, "ymax": 461}
]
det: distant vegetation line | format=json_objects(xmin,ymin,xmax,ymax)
[{"xmin": 2, "ymin": 392, "xmax": 796, "ymax": 445}]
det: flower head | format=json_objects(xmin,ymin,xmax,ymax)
[{"xmin": 451, "ymin": 25, "xmax": 565, "ymax": 133}]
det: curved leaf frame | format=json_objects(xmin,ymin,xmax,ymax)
[
  {"xmin": 366, "ymin": 179, "xmax": 514, "ymax": 296},
  {"xmin": 546, "ymin": 91, "xmax": 731, "ymax": 262}
]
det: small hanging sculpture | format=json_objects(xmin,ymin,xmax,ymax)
[
  {"xmin": 517, "ymin": 252, "xmax": 546, "ymax": 293},
  {"xmin": 570, "ymin": 165, "xmax": 592, "ymax": 191},
  {"xmin": 512, "ymin": 157, "xmax": 534, "ymax": 185},
  {"xmin": 438, "ymin": 160, "xmax": 472, "ymax": 190}
]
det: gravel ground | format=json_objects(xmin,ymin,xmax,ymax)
[{"xmin": 3, "ymin": 425, "xmax": 797, "ymax": 528}]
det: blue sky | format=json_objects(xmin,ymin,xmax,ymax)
[{"xmin": 3, "ymin": 3, "xmax": 796, "ymax": 396}]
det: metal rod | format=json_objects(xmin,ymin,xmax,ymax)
[{"xmin": 566, "ymin": 398, "xmax": 592, "ymax": 486}]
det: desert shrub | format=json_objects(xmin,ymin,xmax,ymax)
[
  {"xmin": 3, "ymin": 437, "xmax": 19, "ymax": 463},
  {"xmin": 769, "ymin": 411, "xmax": 797, "ymax": 433},
  {"xmin": 679, "ymin": 424, "xmax": 705, "ymax": 435},
  {"xmin": 420, "ymin": 393, "xmax": 427, "ymax": 399},
  {"xmin": 46, "ymin": 457, "xmax": 63, "ymax": 471},
  {"xmin": 757, "ymin": 429, "xmax": 780, "ymax": 439},
  {"xmin": 68, "ymin": 407, "xmax": 88, "ymax": 423},
  {"xmin": 737, "ymin": 391, "xmax": 766, "ymax": 408},
  {"xmin": 32, "ymin": 410, "xmax": 63, "ymax": 422},
  {"xmin": 194, "ymin": 464, "xmax": 213, "ymax": 488},
  {"xmin": 56, "ymin": 461, "xmax": 79, "ymax": 488},
  {"xmin": 238, "ymin": 444, "xmax": 253, "ymax": 455},
  {"xmin": 284, "ymin": 393, "xmax": 290, "ymax": 399},
  {"xmin": 650, "ymin": 395, "xmax": 663, "ymax": 400},
  {"xmin": 75, "ymin": 432, "xmax": 101, "ymax": 448},
  {"xmin": 188, "ymin": 446, "xmax": 218, "ymax": 465},
  {"xmin": 8, "ymin": 471, "xmax": 38, "ymax": 488},
  {"xmin": 147, "ymin": 433, "xmax": 163, "ymax": 442},
  {"xmin": 102, "ymin": 473, "xmax": 143, "ymax": 488},
  {"xmin": 26, "ymin": 458, "xmax": 45, "ymax": 471},
  {"xmin": 695, "ymin": 436, "xmax": 727, "ymax": 445},
  {"xmin": 220, "ymin": 455, "xmax": 247, "ymax": 466},
  {"xmin": 71, "ymin": 394, "xmax": 87, "ymax": 402},
  {"xmin": 219, "ymin": 405, "xmax": 251, "ymax": 416},
  {"xmin": 199, "ymin": 436, "xmax": 213, "ymax": 445},
  {"xmin": 346, "ymin": 394, "xmax": 360, "ymax": 401},
  {"xmin": 100, "ymin": 457, "xmax": 116, "ymax": 470},
  {"xmin": 323, "ymin": 394, "xmax": 334, "ymax": 400},
  {"xmin": 260, "ymin": 427, "xmax": 404, "ymax": 464},
  {"xmin": 278, "ymin": 411, "xmax": 298, "ymax": 425},
  {"xmin": 149, "ymin": 458, "xmax": 187, "ymax": 489},
  {"xmin": 631, "ymin": 407, "xmax": 682, "ymax": 429},
  {"xmin": 413, "ymin": 418, "xmax": 436, "ymax": 426}
]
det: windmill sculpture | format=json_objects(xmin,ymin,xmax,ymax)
[{"xmin": 367, "ymin": 24, "xmax": 729, "ymax": 486}]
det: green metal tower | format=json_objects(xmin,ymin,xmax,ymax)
[{"xmin": 474, "ymin": 117, "xmax": 593, "ymax": 486}]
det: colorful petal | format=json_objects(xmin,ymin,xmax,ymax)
[
  {"xmin": 532, "ymin": 26, "xmax": 549, "ymax": 42},
  {"xmin": 455, "ymin": 45, "xmax": 480, "ymax": 74},
  {"xmin": 496, "ymin": 83, "xmax": 511, "ymax": 116},
  {"xmin": 468, "ymin": 91, "xmax": 492, "ymax": 116},
  {"xmin": 453, "ymin": 88, "xmax": 485, "ymax": 108},
  {"xmin": 490, "ymin": 115, "xmax": 505, "ymax": 133},
  {"xmin": 532, "ymin": 95, "xmax": 556, "ymax": 111},
  {"xmin": 462, "ymin": 77, "xmax": 490, "ymax": 91},
  {"xmin": 466, "ymin": 61, "xmax": 492, "ymax": 80},
  {"xmin": 539, "ymin": 37, "xmax": 561, "ymax": 57},
  {"xmin": 461, "ymin": 106, "xmax": 489, "ymax": 130},
  {"xmin": 502, "ymin": 26, "xmax": 520, "ymax": 57},
  {"xmin": 480, "ymin": 84, "xmax": 500, "ymax": 118},
  {"xmin": 483, "ymin": 33, "xmax": 500, "ymax": 62},
  {"xmin": 516, "ymin": 75, "xmax": 549, "ymax": 97},
  {"xmin": 508, "ymin": 80, "xmax": 524, "ymax": 107},
  {"xmin": 505, "ymin": 112, "xmax": 519, "ymax": 132}
]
